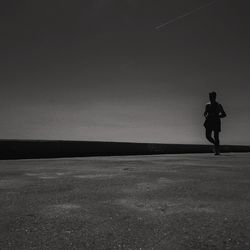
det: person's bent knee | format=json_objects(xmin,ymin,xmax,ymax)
[
  {"xmin": 206, "ymin": 130, "xmax": 212, "ymax": 140},
  {"xmin": 206, "ymin": 134, "xmax": 212, "ymax": 140},
  {"xmin": 206, "ymin": 131, "xmax": 215, "ymax": 144}
]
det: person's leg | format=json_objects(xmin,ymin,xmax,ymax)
[
  {"xmin": 214, "ymin": 131, "xmax": 220, "ymax": 155},
  {"xmin": 206, "ymin": 129, "xmax": 215, "ymax": 144}
]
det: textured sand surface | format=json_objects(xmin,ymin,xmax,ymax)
[{"xmin": 1, "ymin": 153, "xmax": 250, "ymax": 249}]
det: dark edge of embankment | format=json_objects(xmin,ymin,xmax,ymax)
[{"xmin": 0, "ymin": 139, "xmax": 250, "ymax": 160}]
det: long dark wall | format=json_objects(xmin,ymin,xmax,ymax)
[{"xmin": 0, "ymin": 139, "xmax": 250, "ymax": 160}]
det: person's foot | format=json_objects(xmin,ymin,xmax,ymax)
[{"xmin": 214, "ymin": 146, "xmax": 220, "ymax": 155}]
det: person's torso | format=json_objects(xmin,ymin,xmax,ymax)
[{"xmin": 206, "ymin": 102, "xmax": 221, "ymax": 118}]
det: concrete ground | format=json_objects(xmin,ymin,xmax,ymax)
[{"xmin": 1, "ymin": 153, "xmax": 250, "ymax": 250}]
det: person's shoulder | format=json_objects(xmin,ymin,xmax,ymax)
[{"xmin": 214, "ymin": 101, "xmax": 221, "ymax": 106}]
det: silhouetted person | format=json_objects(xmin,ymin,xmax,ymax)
[{"xmin": 204, "ymin": 91, "xmax": 226, "ymax": 155}]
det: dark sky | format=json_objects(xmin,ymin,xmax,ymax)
[{"xmin": 1, "ymin": 0, "xmax": 250, "ymax": 144}]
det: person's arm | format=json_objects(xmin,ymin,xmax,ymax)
[
  {"xmin": 204, "ymin": 104, "xmax": 208, "ymax": 118},
  {"xmin": 219, "ymin": 104, "xmax": 226, "ymax": 118}
]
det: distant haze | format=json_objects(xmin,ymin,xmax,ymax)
[{"xmin": 1, "ymin": 0, "xmax": 250, "ymax": 145}]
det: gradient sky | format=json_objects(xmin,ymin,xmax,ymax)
[{"xmin": 1, "ymin": 0, "xmax": 250, "ymax": 144}]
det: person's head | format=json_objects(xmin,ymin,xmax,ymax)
[{"xmin": 209, "ymin": 91, "xmax": 217, "ymax": 103}]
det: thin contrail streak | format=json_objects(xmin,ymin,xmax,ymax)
[{"xmin": 155, "ymin": 0, "xmax": 218, "ymax": 30}]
